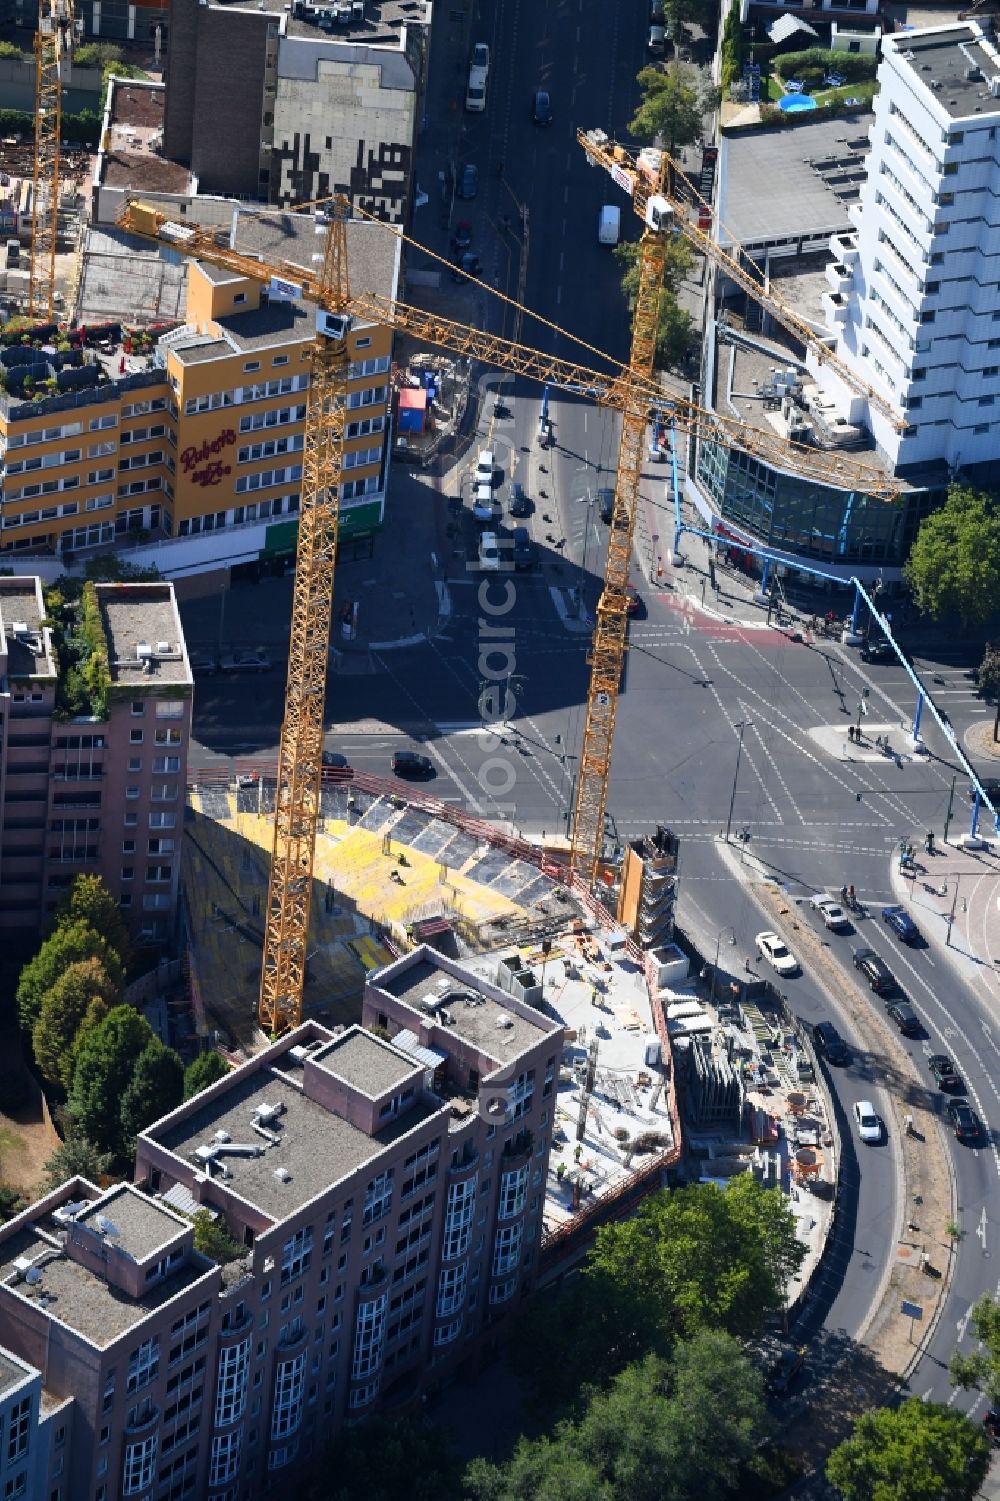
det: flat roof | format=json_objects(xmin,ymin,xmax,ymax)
[
  {"xmin": 380, "ymin": 955, "xmax": 555, "ymax": 1064},
  {"xmin": 76, "ymin": 1186, "xmax": 187, "ymax": 1265},
  {"xmin": 103, "ymin": 80, "xmax": 194, "ymax": 196},
  {"xmin": 203, "ymin": 0, "xmax": 430, "ymax": 48},
  {"xmin": 154, "ymin": 1065, "xmax": 440, "ymax": 1220},
  {"xmin": 278, "ymin": 34, "xmax": 415, "ymax": 85},
  {"xmin": 312, "ymin": 1030, "xmax": 419, "ymax": 1096},
  {"xmin": 102, "ymin": 154, "xmax": 194, "ymax": 195},
  {"xmin": 891, "ymin": 26, "xmax": 1000, "ymax": 118},
  {"xmin": 0, "ymin": 1348, "xmax": 35, "ymax": 1402},
  {"xmin": 97, "ymin": 583, "xmax": 192, "ymax": 688},
  {"xmin": 0, "ymin": 579, "xmax": 54, "ymax": 678},
  {"xmin": 231, "ymin": 212, "xmax": 400, "ymax": 305},
  {"xmin": 215, "ymin": 300, "xmax": 316, "ymax": 353},
  {"xmin": 720, "ymin": 117, "xmax": 868, "ymax": 250}
]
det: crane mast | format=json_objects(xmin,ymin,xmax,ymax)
[{"xmin": 30, "ymin": 0, "xmax": 78, "ymax": 320}]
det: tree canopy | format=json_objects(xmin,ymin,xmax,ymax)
[
  {"xmin": 826, "ymin": 1398, "xmax": 991, "ymax": 1501},
  {"xmin": 55, "ymin": 874, "xmax": 131, "ymax": 966},
  {"xmin": 191, "ymin": 1209, "xmax": 247, "ymax": 1266},
  {"xmin": 615, "ymin": 238, "xmax": 696, "ymax": 371},
  {"xmin": 69, "ymin": 1006, "xmax": 157, "ymax": 1163},
  {"xmin": 31, "ymin": 957, "xmax": 120, "ymax": 1090},
  {"xmin": 183, "ymin": 1050, "xmax": 230, "ymax": 1101},
  {"xmin": 631, "ymin": 64, "xmax": 717, "ymax": 154},
  {"xmin": 950, "ymin": 1293, "xmax": 1000, "ymax": 1406},
  {"xmin": 42, "ymin": 1131, "xmax": 114, "ymax": 1192},
  {"xmin": 976, "ymin": 644, "xmax": 1000, "ymax": 742},
  {"xmin": 17, "ymin": 920, "xmax": 124, "ymax": 1033},
  {"xmin": 303, "ymin": 1416, "xmax": 461, "ymax": 1501},
  {"xmin": 903, "ymin": 484, "xmax": 1000, "ymax": 629},
  {"xmin": 119, "ymin": 1039, "xmax": 184, "ymax": 1155}
]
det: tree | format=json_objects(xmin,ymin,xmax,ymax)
[
  {"xmin": 183, "ymin": 1051, "xmax": 230, "ymax": 1101},
  {"xmin": 904, "ymin": 484, "xmax": 1000, "ymax": 629},
  {"xmin": 631, "ymin": 64, "xmax": 718, "ymax": 154},
  {"xmin": 950, "ymin": 1293, "xmax": 1000, "ymax": 1405},
  {"xmin": 55, "ymin": 874, "xmax": 130, "ymax": 966},
  {"xmin": 17, "ymin": 921, "xmax": 124, "ymax": 1033},
  {"xmin": 31, "ymin": 958, "xmax": 120, "ymax": 1090},
  {"xmin": 977, "ymin": 643, "xmax": 1000, "ymax": 742},
  {"xmin": 42, "ymin": 1131, "xmax": 113, "ymax": 1191},
  {"xmin": 0, "ymin": 1187, "xmax": 26, "ymax": 1221},
  {"xmin": 190, "ymin": 1209, "xmax": 246, "ymax": 1266},
  {"xmin": 661, "ymin": 0, "xmax": 708, "ymax": 43},
  {"xmin": 826, "ymin": 1398, "xmax": 990, "ymax": 1501},
  {"xmin": 615, "ymin": 239, "xmax": 696, "ymax": 373},
  {"xmin": 304, "ymin": 1417, "xmax": 461, "ymax": 1501},
  {"xmin": 69, "ymin": 1006, "xmax": 154, "ymax": 1162},
  {"xmin": 119, "ymin": 1039, "xmax": 184, "ymax": 1154}
]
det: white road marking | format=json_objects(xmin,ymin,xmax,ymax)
[{"xmin": 977, "ymin": 1208, "xmax": 988, "ymax": 1251}]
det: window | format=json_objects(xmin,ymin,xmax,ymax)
[
  {"xmin": 363, "ymin": 1172, "xmax": 392, "ymax": 1227},
  {"xmin": 214, "ymin": 1337, "xmax": 250, "ymax": 1425},
  {"xmin": 149, "ymin": 812, "xmax": 176, "ymax": 829},
  {"xmin": 128, "ymin": 758, "xmax": 142, "ymax": 773},
  {"xmin": 209, "ymin": 1429, "xmax": 243, "ymax": 1487},
  {"xmin": 271, "ymin": 1353, "xmax": 306, "ymax": 1439},
  {"xmin": 6, "ymin": 1399, "xmax": 29, "ymax": 1463},
  {"xmin": 126, "ymin": 1337, "xmax": 159, "ymax": 1394},
  {"xmin": 433, "ymin": 1318, "xmax": 462, "ymax": 1348},
  {"xmin": 155, "ymin": 727, "xmax": 182, "ymax": 746},
  {"xmin": 489, "ymin": 1276, "xmax": 517, "ymax": 1306},
  {"xmin": 122, "ymin": 1434, "xmax": 157, "ymax": 1495},
  {"xmin": 351, "ymin": 1294, "xmax": 387, "ymax": 1381},
  {"xmin": 155, "ymin": 700, "xmax": 185, "ymax": 719},
  {"xmin": 436, "ymin": 1264, "xmax": 467, "ymax": 1319},
  {"xmin": 492, "ymin": 1222, "xmax": 523, "ymax": 1277},
  {"xmin": 152, "ymin": 756, "xmax": 180, "ymax": 774},
  {"xmin": 442, "ymin": 1176, "xmax": 476, "ymax": 1261},
  {"xmin": 130, "ymin": 701, "xmax": 144, "ymax": 716},
  {"xmin": 498, "ymin": 1164, "xmax": 528, "ymax": 1220},
  {"xmin": 233, "ymin": 292, "xmax": 247, "ymax": 305},
  {"xmin": 280, "ymin": 1225, "xmax": 313, "ymax": 1285}
]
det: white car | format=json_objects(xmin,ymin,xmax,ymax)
[
  {"xmin": 472, "ymin": 482, "xmax": 497, "ymax": 522},
  {"xmin": 472, "ymin": 41, "xmax": 490, "ymax": 72},
  {"xmin": 853, "ymin": 1100, "xmax": 881, "ymax": 1144},
  {"xmin": 755, "ymin": 930, "xmax": 799, "ymax": 976},
  {"xmin": 810, "ymin": 894, "xmax": 849, "ymax": 932},
  {"xmin": 475, "ymin": 449, "xmax": 495, "ymax": 486}
]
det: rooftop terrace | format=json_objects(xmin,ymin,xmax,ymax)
[
  {"xmin": 97, "ymin": 583, "xmax": 192, "ymax": 688},
  {"xmin": 75, "ymin": 1185, "xmax": 188, "ymax": 1265}
]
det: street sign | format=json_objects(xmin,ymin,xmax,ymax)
[{"xmin": 901, "ymin": 1300, "xmax": 922, "ymax": 1320}]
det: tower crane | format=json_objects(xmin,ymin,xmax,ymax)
[
  {"xmin": 577, "ymin": 128, "xmax": 906, "ymax": 431},
  {"xmin": 119, "ymin": 195, "xmax": 900, "ymax": 1033},
  {"xmin": 30, "ymin": 0, "xmax": 81, "ymax": 319}
]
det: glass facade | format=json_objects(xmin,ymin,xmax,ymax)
[{"xmin": 696, "ymin": 439, "xmax": 938, "ymax": 568}]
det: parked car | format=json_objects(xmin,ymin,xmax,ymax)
[
  {"xmin": 475, "ymin": 449, "xmax": 495, "ymax": 485},
  {"xmin": 860, "ymin": 637, "xmax": 895, "ymax": 664},
  {"xmin": 946, "ymin": 1098, "xmax": 981, "ymax": 1143},
  {"xmin": 509, "ymin": 482, "xmax": 531, "ymax": 517},
  {"xmin": 456, "ymin": 162, "xmax": 479, "ymax": 199},
  {"xmin": 451, "ymin": 221, "xmax": 473, "ymax": 252},
  {"xmin": 511, "ymin": 526, "xmax": 535, "ymax": 571},
  {"xmin": 189, "ymin": 650, "xmax": 217, "ymax": 677},
  {"xmin": 471, "ymin": 41, "xmax": 489, "ymax": 71},
  {"xmin": 885, "ymin": 1000, "xmax": 921, "ymax": 1037},
  {"xmin": 755, "ymin": 930, "xmax": 799, "ymax": 976},
  {"xmin": 321, "ymin": 751, "xmax": 354, "ymax": 782},
  {"xmin": 812, "ymin": 1021, "xmax": 848, "ymax": 1065},
  {"xmin": 810, "ymin": 893, "xmax": 850, "ymax": 931},
  {"xmin": 532, "ymin": 88, "xmax": 552, "ymax": 125},
  {"xmin": 928, "ymin": 1054, "xmax": 962, "ymax": 1091},
  {"xmin": 219, "ymin": 649, "xmax": 271, "ymax": 674},
  {"xmin": 472, "ymin": 483, "xmax": 498, "ymax": 523},
  {"xmin": 882, "ymin": 905, "xmax": 920, "ymax": 944},
  {"xmin": 853, "ymin": 1100, "xmax": 881, "ymax": 1144},
  {"xmin": 853, "ymin": 946, "xmax": 894, "ymax": 994},
  {"xmin": 625, "ymin": 584, "xmax": 643, "ymax": 618},
  {"xmin": 391, "ymin": 751, "xmax": 435, "ymax": 779},
  {"xmin": 648, "ymin": 23, "xmax": 665, "ymax": 50}
]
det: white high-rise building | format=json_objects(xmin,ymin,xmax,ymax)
[{"xmin": 813, "ymin": 22, "xmax": 1000, "ymax": 472}]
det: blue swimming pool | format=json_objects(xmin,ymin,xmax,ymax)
[{"xmin": 779, "ymin": 94, "xmax": 817, "ymax": 112}]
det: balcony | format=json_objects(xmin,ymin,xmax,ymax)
[
  {"xmin": 448, "ymin": 1147, "xmax": 479, "ymax": 1178},
  {"xmin": 826, "ymin": 262, "xmax": 853, "ymax": 296},
  {"xmin": 501, "ymin": 1130, "xmax": 533, "ymax": 1165},
  {"xmin": 829, "ymin": 231, "xmax": 859, "ymax": 267},
  {"xmin": 124, "ymin": 1400, "xmax": 159, "ymax": 1436},
  {"xmin": 822, "ymin": 291, "xmax": 849, "ymax": 326}
]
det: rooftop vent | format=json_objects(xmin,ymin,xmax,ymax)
[
  {"xmin": 193, "ymin": 1143, "xmax": 219, "ymax": 1164},
  {"xmin": 929, "ymin": 79, "xmax": 941, "ymax": 90},
  {"xmin": 11, "ymin": 1257, "xmax": 35, "ymax": 1281},
  {"xmin": 136, "ymin": 642, "xmax": 153, "ymax": 660},
  {"xmin": 213, "ymin": 1130, "xmax": 231, "ymax": 1144},
  {"xmin": 10, "ymin": 621, "xmax": 28, "ymax": 636},
  {"xmin": 273, "ymin": 1167, "xmax": 292, "ymax": 1183},
  {"xmin": 253, "ymin": 1101, "xmax": 285, "ymax": 1127},
  {"xmin": 966, "ymin": 66, "xmax": 983, "ymax": 81},
  {"xmin": 495, "ymin": 1013, "xmax": 514, "ymax": 1031}
]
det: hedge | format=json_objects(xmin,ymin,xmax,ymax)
[{"xmin": 774, "ymin": 48, "xmax": 877, "ymax": 82}]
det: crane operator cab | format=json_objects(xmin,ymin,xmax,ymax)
[{"xmin": 645, "ymin": 195, "xmax": 673, "ymax": 233}]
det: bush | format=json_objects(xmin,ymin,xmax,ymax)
[
  {"xmin": 774, "ymin": 47, "xmax": 876, "ymax": 82},
  {"xmin": 0, "ymin": 41, "xmax": 25, "ymax": 60}
]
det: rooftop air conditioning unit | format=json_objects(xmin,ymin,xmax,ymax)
[
  {"xmin": 273, "ymin": 1167, "xmax": 292, "ymax": 1183},
  {"xmin": 10, "ymin": 621, "xmax": 27, "ymax": 636},
  {"xmin": 136, "ymin": 642, "xmax": 152, "ymax": 660},
  {"xmin": 495, "ymin": 1013, "xmax": 514, "ymax": 1030}
]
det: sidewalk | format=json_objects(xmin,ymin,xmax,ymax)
[{"xmin": 888, "ymin": 833, "xmax": 1000, "ymax": 1006}]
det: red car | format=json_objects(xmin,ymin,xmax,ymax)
[{"xmin": 625, "ymin": 584, "xmax": 643, "ymax": 618}]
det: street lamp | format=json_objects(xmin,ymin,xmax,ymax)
[
  {"xmin": 554, "ymin": 733, "xmax": 578, "ymax": 836},
  {"xmin": 724, "ymin": 720, "xmax": 752, "ymax": 845},
  {"xmin": 709, "ymin": 925, "xmax": 736, "ymax": 1007}
]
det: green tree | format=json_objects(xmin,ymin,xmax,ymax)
[
  {"xmin": 631, "ymin": 64, "xmax": 718, "ymax": 154},
  {"xmin": 183, "ymin": 1050, "xmax": 230, "ymax": 1101},
  {"xmin": 69, "ymin": 1006, "xmax": 154, "ymax": 1161},
  {"xmin": 303, "ymin": 1416, "xmax": 460, "ymax": 1501},
  {"xmin": 904, "ymin": 484, "xmax": 1000, "ymax": 629},
  {"xmin": 191, "ymin": 1208, "xmax": 246, "ymax": 1265},
  {"xmin": 950, "ymin": 1292, "xmax": 1000, "ymax": 1405},
  {"xmin": 55, "ymin": 874, "xmax": 130, "ymax": 965},
  {"xmin": 661, "ymin": 0, "xmax": 707, "ymax": 44},
  {"xmin": 0, "ymin": 1187, "xmax": 26, "ymax": 1221},
  {"xmin": 119, "ymin": 1039, "xmax": 184, "ymax": 1154},
  {"xmin": 720, "ymin": 0, "xmax": 747, "ymax": 90},
  {"xmin": 977, "ymin": 643, "xmax": 1000, "ymax": 742},
  {"xmin": 615, "ymin": 238, "xmax": 696, "ymax": 372},
  {"xmin": 826, "ymin": 1398, "xmax": 990, "ymax": 1501},
  {"xmin": 42, "ymin": 1131, "xmax": 113, "ymax": 1191},
  {"xmin": 31, "ymin": 957, "xmax": 120, "ymax": 1090},
  {"xmin": 17, "ymin": 920, "xmax": 124, "ymax": 1033}
]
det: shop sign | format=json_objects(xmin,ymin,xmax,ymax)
[{"xmin": 181, "ymin": 428, "xmax": 236, "ymax": 487}]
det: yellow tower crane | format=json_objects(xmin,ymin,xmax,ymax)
[
  {"xmin": 120, "ymin": 195, "xmax": 899, "ymax": 1032},
  {"xmin": 30, "ymin": 0, "xmax": 80, "ymax": 320},
  {"xmin": 577, "ymin": 128, "xmax": 906, "ymax": 431}
]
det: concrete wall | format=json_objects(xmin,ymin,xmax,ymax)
[{"xmin": 0, "ymin": 57, "xmax": 103, "ymax": 116}]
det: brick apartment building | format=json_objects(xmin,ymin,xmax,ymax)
[
  {"xmin": 0, "ymin": 213, "xmax": 397, "ymax": 562},
  {"xmin": 0, "ymin": 576, "xmax": 192, "ymax": 941},
  {"xmin": 0, "ymin": 947, "xmax": 562, "ymax": 1501}
]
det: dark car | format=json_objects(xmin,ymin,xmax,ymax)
[
  {"xmin": 812, "ymin": 1021, "xmax": 848, "ymax": 1065},
  {"xmin": 968, "ymin": 777, "xmax": 1000, "ymax": 804},
  {"xmin": 625, "ymin": 584, "xmax": 643, "ymax": 618},
  {"xmin": 509, "ymin": 482, "xmax": 531, "ymax": 517},
  {"xmin": 391, "ymin": 751, "xmax": 435, "ymax": 779},
  {"xmin": 451, "ymin": 252, "xmax": 483, "ymax": 283},
  {"xmin": 946, "ymin": 1098, "xmax": 981, "ymax": 1143},
  {"xmin": 189, "ymin": 650, "xmax": 217, "ymax": 677},
  {"xmin": 860, "ymin": 637, "xmax": 895, "ymax": 664},
  {"xmin": 532, "ymin": 89, "xmax": 552, "ymax": 125},
  {"xmin": 451, "ymin": 220, "xmax": 473, "ymax": 252},
  {"xmin": 321, "ymin": 751, "xmax": 354, "ymax": 782},
  {"xmin": 929, "ymin": 1054, "xmax": 962, "ymax": 1091},
  {"xmin": 882, "ymin": 905, "xmax": 920, "ymax": 944},
  {"xmin": 764, "ymin": 1344, "xmax": 805, "ymax": 1396},
  {"xmin": 886, "ymin": 1000, "xmax": 921, "ymax": 1037},
  {"xmin": 511, "ymin": 526, "xmax": 535, "ymax": 571},
  {"xmin": 456, "ymin": 163, "xmax": 479, "ymax": 200},
  {"xmin": 853, "ymin": 946, "xmax": 895, "ymax": 994},
  {"xmin": 598, "ymin": 487, "xmax": 616, "ymax": 524}
]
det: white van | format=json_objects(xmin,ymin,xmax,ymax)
[
  {"xmin": 598, "ymin": 205, "xmax": 620, "ymax": 246},
  {"xmin": 465, "ymin": 64, "xmax": 487, "ymax": 113},
  {"xmin": 478, "ymin": 531, "xmax": 501, "ymax": 570}
]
